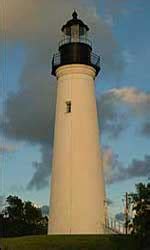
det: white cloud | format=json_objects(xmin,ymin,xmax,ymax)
[{"xmin": 109, "ymin": 87, "xmax": 150, "ymax": 106}]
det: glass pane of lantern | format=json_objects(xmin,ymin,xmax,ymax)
[
  {"xmin": 71, "ymin": 25, "xmax": 79, "ymax": 42},
  {"xmin": 79, "ymin": 26, "xmax": 85, "ymax": 36},
  {"xmin": 65, "ymin": 27, "xmax": 71, "ymax": 36}
]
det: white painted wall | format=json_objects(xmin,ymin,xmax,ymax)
[{"xmin": 48, "ymin": 64, "xmax": 106, "ymax": 234}]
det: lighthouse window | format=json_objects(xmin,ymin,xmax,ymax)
[
  {"xmin": 71, "ymin": 25, "xmax": 79, "ymax": 42},
  {"xmin": 66, "ymin": 101, "xmax": 72, "ymax": 113}
]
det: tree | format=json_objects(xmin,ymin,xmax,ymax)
[
  {"xmin": 1, "ymin": 196, "xmax": 48, "ymax": 237},
  {"xmin": 24, "ymin": 201, "xmax": 42, "ymax": 224},
  {"xmin": 129, "ymin": 182, "xmax": 150, "ymax": 238},
  {"xmin": 5, "ymin": 196, "xmax": 24, "ymax": 221}
]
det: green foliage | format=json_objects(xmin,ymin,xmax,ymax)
[
  {"xmin": 129, "ymin": 182, "xmax": 150, "ymax": 238},
  {"xmin": 6, "ymin": 196, "xmax": 24, "ymax": 221},
  {"xmin": 0, "ymin": 196, "xmax": 48, "ymax": 237},
  {"xmin": 24, "ymin": 201, "xmax": 42, "ymax": 224}
]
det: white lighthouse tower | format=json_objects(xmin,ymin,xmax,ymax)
[{"xmin": 48, "ymin": 11, "xmax": 106, "ymax": 234}]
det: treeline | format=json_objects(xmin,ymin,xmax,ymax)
[
  {"xmin": 0, "ymin": 182, "xmax": 150, "ymax": 240},
  {"xmin": 0, "ymin": 196, "xmax": 48, "ymax": 237}
]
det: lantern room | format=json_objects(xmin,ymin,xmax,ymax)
[
  {"xmin": 60, "ymin": 11, "xmax": 90, "ymax": 46},
  {"xmin": 52, "ymin": 11, "xmax": 100, "ymax": 76}
]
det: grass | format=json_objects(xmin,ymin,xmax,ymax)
[{"xmin": 0, "ymin": 235, "xmax": 141, "ymax": 250}]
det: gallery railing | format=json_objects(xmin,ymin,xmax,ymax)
[{"xmin": 52, "ymin": 51, "xmax": 100, "ymax": 75}]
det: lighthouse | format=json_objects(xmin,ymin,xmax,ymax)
[{"xmin": 48, "ymin": 11, "xmax": 106, "ymax": 234}]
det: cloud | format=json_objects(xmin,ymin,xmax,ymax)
[
  {"xmin": 97, "ymin": 93, "xmax": 128, "ymax": 138},
  {"xmin": 1, "ymin": 0, "xmax": 124, "ymax": 76},
  {"xmin": 28, "ymin": 145, "xmax": 118, "ymax": 190},
  {"xmin": 0, "ymin": 0, "xmax": 126, "ymax": 144},
  {"xmin": 109, "ymin": 88, "xmax": 150, "ymax": 109},
  {"xmin": 0, "ymin": 0, "xmax": 126, "ymax": 189},
  {"xmin": 103, "ymin": 0, "xmax": 127, "ymax": 27},
  {"xmin": 106, "ymin": 198, "xmax": 113, "ymax": 206},
  {"xmin": 127, "ymin": 155, "xmax": 150, "ymax": 179},
  {"xmin": 115, "ymin": 211, "xmax": 131, "ymax": 222},
  {"xmin": 27, "ymin": 144, "xmax": 52, "ymax": 190},
  {"xmin": 141, "ymin": 122, "xmax": 150, "ymax": 137},
  {"xmin": 0, "ymin": 1, "xmax": 149, "ymax": 189},
  {"xmin": 41, "ymin": 205, "xmax": 49, "ymax": 216},
  {"xmin": 105, "ymin": 0, "xmax": 145, "ymax": 16},
  {"xmin": 97, "ymin": 88, "xmax": 150, "ymax": 137},
  {"xmin": 103, "ymin": 146, "xmax": 122, "ymax": 184},
  {"xmin": 115, "ymin": 212, "xmax": 124, "ymax": 222},
  {"xmin": 103, "ymin": 0, "xmax": 140, "ymax": 24},
  {"xmin": 103, "ymin": 147, "xmax": 150, "ymax": 184},
  {"xmin": 123, "ymin": 50, "xmax": 135, "ymax": 65},
  {"xmin": 27, "ymin": 143, "xmax": 150, "ymax": 190},
  {"xmin": 1, "ymin": 86, "xmax": 149, "ymax": 189},
  {"xmin": 1, "ymin": 78, "xmax": 57, "ymax": 144},
  {"xmin": 0, "ymin": 144, "xmax": 16, "ymax": 154}
]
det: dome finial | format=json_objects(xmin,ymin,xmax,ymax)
[{"xmin": 72, "ymin": 10, "xmax": 78, "ymax": 19}]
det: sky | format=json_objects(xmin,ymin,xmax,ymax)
[{"xmin": 0, "ymin": 0, "xmax": 150, "ymax": 219}]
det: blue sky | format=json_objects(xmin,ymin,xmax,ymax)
[{"xmin": 0, "ymin": 0, "xmax": 150, "ymax": 218}]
